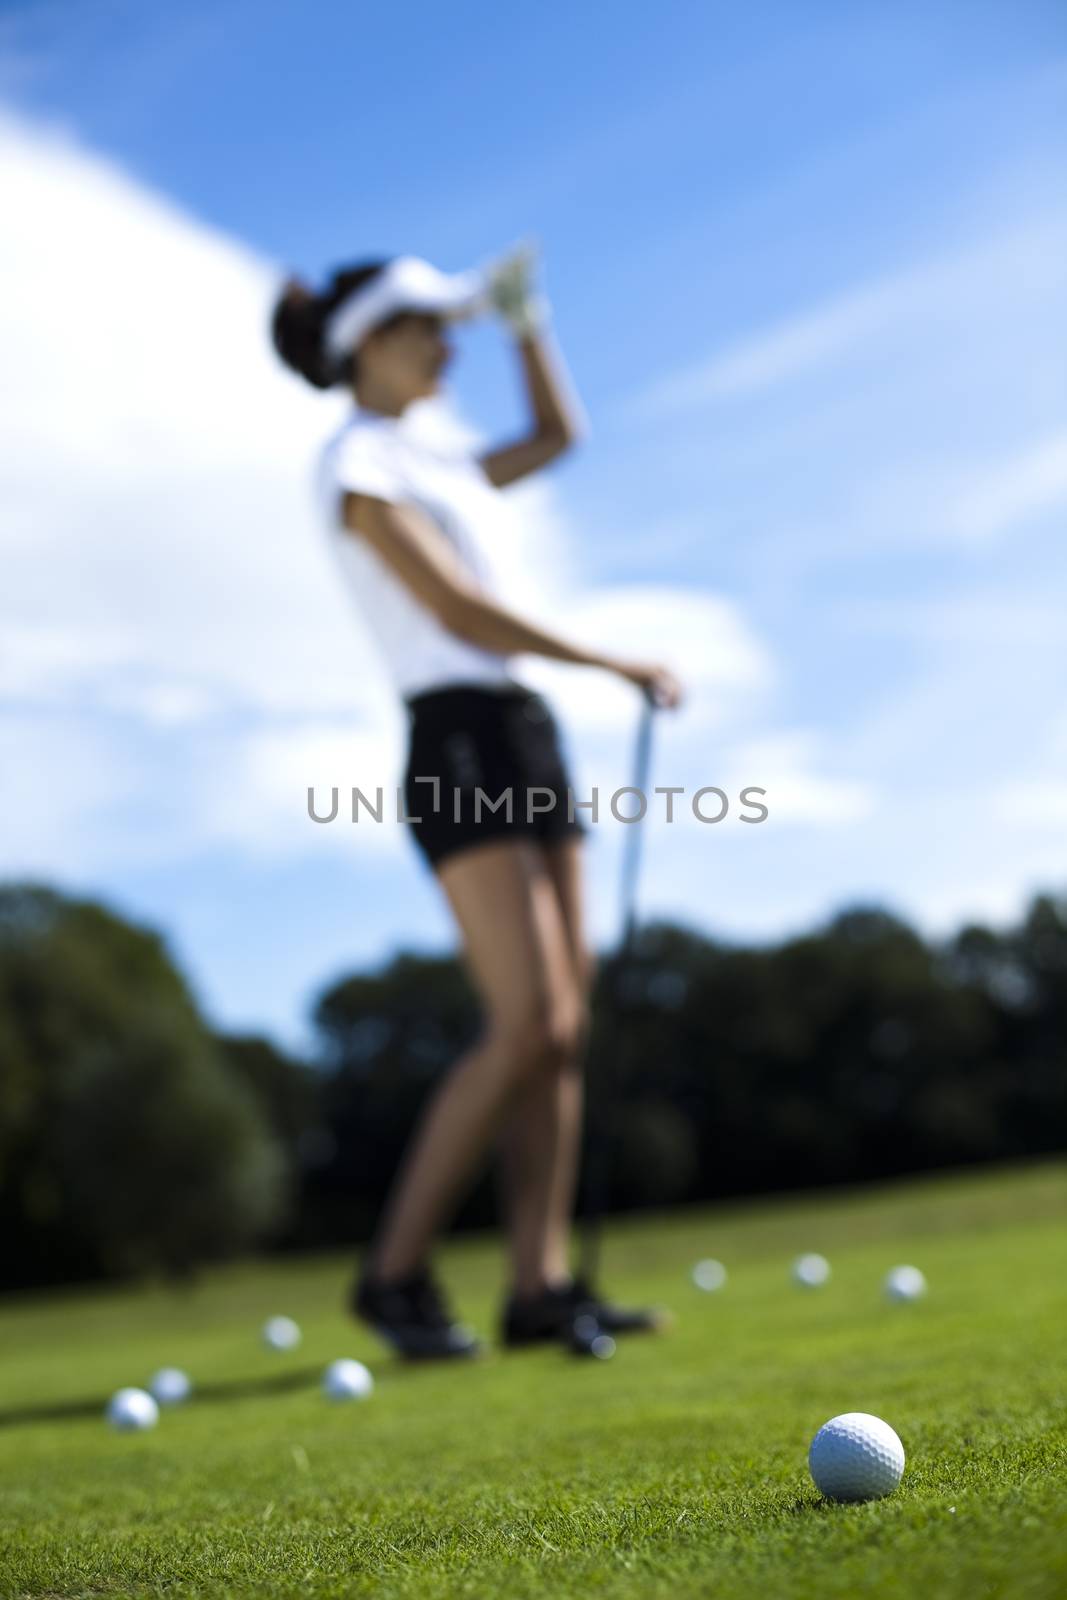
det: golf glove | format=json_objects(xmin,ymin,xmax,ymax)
[{"xmin": 484, "ymin": 242, "xmax": 550, "ymax": 338}]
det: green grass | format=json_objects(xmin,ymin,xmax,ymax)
[{"xmin": 1, "ymin": 1161, "xmax": 1065, "ymax": 1599}]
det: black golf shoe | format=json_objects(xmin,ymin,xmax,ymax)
[
  {"xmin": 570, "ymin": 1275, "xmax": 673, "ymax": 1336},
  {"xmin": 352, "ymin": 1265, "xmax": 483, "ymax": 1361},
  {"xmin": 501, "ymin": 1276, "xmax": 671, "ymax": 1348}
]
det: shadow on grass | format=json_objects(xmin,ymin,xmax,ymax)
[
  {"xmin": 0, "ymin": 1366, "xmax": 325, "ymax": 1427},
  {"xmin": 0, "ymin": 1349, "xmax": 483, "ymax": 1427}
]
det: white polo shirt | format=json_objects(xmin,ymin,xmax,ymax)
[{"xmin": 316, "ymin": 405, "xmax": 525, "ymax": 701}]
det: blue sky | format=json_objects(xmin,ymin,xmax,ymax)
[{"xmin": 2, "ymin": 1, "xmax": 1066, "ymax": 1054}]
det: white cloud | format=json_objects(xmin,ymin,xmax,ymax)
[
  {"xmin": 946, "ymin": 429, "xmax": 1067, "ymax": 543},
  {"xmin": 719, "ymin": 732, "xmax": 876, "ymax": 827},
  {"xmin": 636, "ymin": 280, "xmax": 896, "ymax": 413},
  {"xmin": 628, "ymin": 217, "xmax": 1067, "ymax": 418},
  {"xmin": 992, "ymin": 781, "xmax": 1067, "ymax": 828},
  {"xmin": 0, "ymin": 710, "xmax": 143, "ymax": 877},
  {"xmin": 195, "ymin": 718, "xmax": 413, "ymax": 862},
  {"xmin": 988, "ymin": 711, "xmax": 1067, "ymax": 830}
]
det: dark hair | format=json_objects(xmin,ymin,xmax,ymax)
[{"xmin": 270, "ymin": 260, "xmax": 393, "ymax": 390}]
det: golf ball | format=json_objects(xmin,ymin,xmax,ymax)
[
  {"xmin": 262, "ymin": 1315, "xmax": 302, "ymax": 1351},
  {"xmin": 322, "ymin": 1358, "xmax": 374, "ymax": 1400},
  {"xmin": 808, "ymin": 1412, "xmax": 905, "ymax": 1501},
  {"xmin": 569, "ymin": 1312, "xmax": 616, "ymax": 1360},
  {"xmin": 792, "ymin": 1252, "xmax": 831, "ymax": 1288},
  {"xmin": 106, "ymin": 1386, "xmax": 159, "ymax": 1432},
  {"xmin": 148, "ymin": 1367, "xmax": 192, "ymax": 1406},
  {"xmin": 691, "ymin": 1259, "xmax": 727, "ymax": 1291},
  {"xmin": 884, "ymin": 1265, "xmax": 926, "ymax": 1302}
]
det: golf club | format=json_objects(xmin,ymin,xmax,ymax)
[{"xmin": 577, "ymin": 686, "xmax": 658, "ymax": 1297}]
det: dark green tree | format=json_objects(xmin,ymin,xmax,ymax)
[{"xmin": 0, "ymin": 884, "xmax": 288, "ymax": 1286}]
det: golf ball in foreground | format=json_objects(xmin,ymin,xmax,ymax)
[
  {"xmin": 692, "ymin": 1258, "xmax": 727, "ymax": 1292},
  {"xmin": 322, "ymin": 1359, "xmax": 374, "ymax": 1400},
  {"xmin": 808, "ymin": 1412, "xmax": 905, "ymax": 1501},
  {"xmin": 148, "ymin": 1367, "xmax": 192, "ymax": 1406},
  {"xmin": 884, "ymin": 1265, "xmax": 927, "ymax": 1302},
  {"xmin": 106, "ymin": 1387, "xmax": 159, "ymax": 1432},
  {"xmin": 792, "ymin": 1252, "xmax": 831, "ymax": 1288},
  {"xmin": 262, "ymin": 1315, "xmax": 302, "ymax": 1351}
]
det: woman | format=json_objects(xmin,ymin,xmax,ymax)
[{"xmin": 271, "ymin": 248, "xmax": 683, "ymax": 1358}]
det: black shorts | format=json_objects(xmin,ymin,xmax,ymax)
[{"xmin": 402, "ymin": 681, "xmax": 589, "ymax": 870}]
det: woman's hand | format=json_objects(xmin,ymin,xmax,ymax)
[
  {"xmin": 485, "ymin": 241, "xmax": 549, "ymax": 338},
  {"xmin": 613, "ymin": 659, "xmax": 685, "ymax": 709}
]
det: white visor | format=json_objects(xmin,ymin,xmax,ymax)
[{"xmin": 323, "ymin": 256, "xmax": 487, "ymax": 365}]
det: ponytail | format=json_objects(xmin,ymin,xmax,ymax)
[{"xmin": 269, "ymin": 261, "xmax": 390, "ymax": 390}]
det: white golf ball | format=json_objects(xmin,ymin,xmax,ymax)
[
  {"xmin": 106, "ymin": 1386, "xmax": 159, "ymax": 1432},
  {"xmin": 808, "ymin": 1412, "xmax": 905, "ymax": 1501},
  {"xmin": 792, "ymin": 1252, "xmax": 831, "ymax": 1288},
  {"xmin": 884, "ymin": 1265, "xmax": 926, "ymax": 1302},
  {"xmin": 148, "ymin": 1367, "xmax": 192, "ymax": 1406},
  {"xmin": 322, "ymin": 1358, "xmax": 374, "ymax": 1401},
  {"xmin": 262, "ymin": 1315, "xmax": 302, "ymax": 1351},
  {"xmin": 691, "ymin": 1259, "xmax": 728, "ymax": 1291}
]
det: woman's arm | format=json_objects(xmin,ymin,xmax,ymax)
[
  {"xmin": 344, "ymin": 490, "xmax": 608, "ymax": 667},
  {"xmin": 479, "ymin": 329, "xmax": 587, "ymax": 489},
  {"xmin": 341, "ymin": 491, "xmax": 681, "ymax": 706},
  {"xmin": 477, "ymin": 244, "xmax": 588, "ymax": 489}
]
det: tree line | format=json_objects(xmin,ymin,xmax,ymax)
[{"xmin": 1, "ymin": 881, "xmax": 1064, "ymax": 1289}]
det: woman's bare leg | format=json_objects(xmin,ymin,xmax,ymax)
[
  {"xmin": 495, "ymin": 837, "xmax": 596, "ymax": 1295},
  {"xmin": 369, "ymin": 838, "xmax": 583, "ymax": 1283}
]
